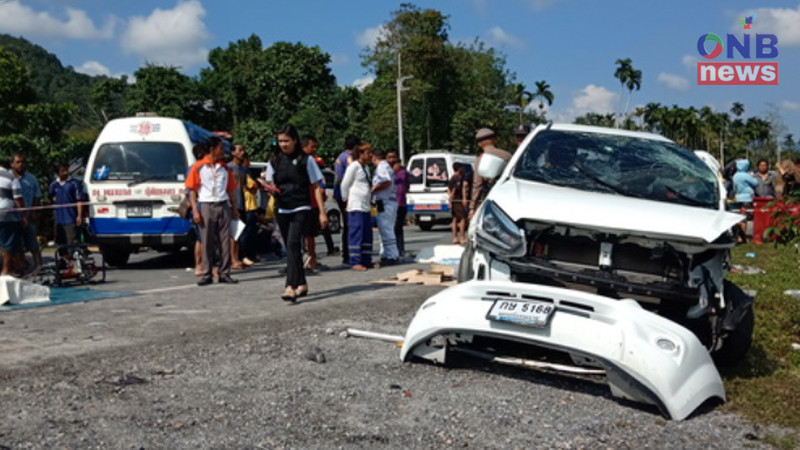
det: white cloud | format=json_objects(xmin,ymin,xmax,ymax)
[
  {"xmin": 572, "ymin": 84, "xmax": 617, "ymax": 115},
  {"xmin": 549, "ymin": 84, "xmax": 618, "ymax": 123},
  {"xmin": 121, "ymin": 1, "xmax": 209, "ymax": 68},
  {"xmin": 486, "ymin": 26, "xmax": 524, "ymax": 49},
  {"xmin": 733, "ymin": 6, "xmax": 800, "ymax": 46},
  {"xmin": 0, "ymin": 0, "xmax": 115, "ymax": 39},
  {"xmin": 781, "ymin": 100, "xmax": 800, "ymax": 110},
  {"xmin": 356, "ymin": 24, "xmax": 386, "ymax": 49},
  {"xmin": 353, "ymin": 76, "xmax": 375, "ymax": 91},
  {"xmin": 682, "ymin": 54, "xmax": 698, "ymax": 70},
  {"xmin": 657, "ymin": 72, "xmax": 690, "ymax": 92},
  {"xmin": 75, "ymin": 60, "xmax": 110, "ymax": 77}
]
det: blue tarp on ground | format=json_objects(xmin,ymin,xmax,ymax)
[{"xmin": 0, "ymin": 287, "xmax": 136, "ymax": 312}]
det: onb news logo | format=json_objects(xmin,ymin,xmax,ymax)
[{"xmin": 697, "ymin": 15, "xmax": 779, "ymax": 85}]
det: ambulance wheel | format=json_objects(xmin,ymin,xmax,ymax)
[{"xmin": 102, "ymin": 247, "xmax": 131, "ymax": 267}]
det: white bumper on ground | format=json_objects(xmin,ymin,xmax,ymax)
[{"xmin": 401, "ymin": 280, "xmax": 725, "ymax": 420}]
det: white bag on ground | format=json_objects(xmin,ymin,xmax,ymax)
[{"xmin": 0, "ymin": 275, "xmax": 50, "ymax": 305}]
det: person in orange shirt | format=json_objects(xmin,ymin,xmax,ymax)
[{"xmin": 185, "ymin": 136, "xmax": 240, "ymax": 286}]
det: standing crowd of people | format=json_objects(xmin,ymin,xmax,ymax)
[
  {"xmin": 184, "ymin": 126, "xmax": 418, "ymax": 302},
  {"xmin": 1, "ymin": 154, "xmax": 87, "ymax": 277},
  {"xmin": 1, "ymin": 123, "xmax": 520, "ymax": 293}
]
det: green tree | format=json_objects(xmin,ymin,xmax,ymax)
[
  {"xmin": 574, "ymin": 112, "xmax": 616, "ymax": 128},
  {"xmin": 0, "ymin": 47, "xmax": 86, "ymax": 181},
  {"xmin": 126, "ymin": 65, "xmax": 199, "ymax": 119},
  {"xmin": 731, "ymin": 102, "xmax": 745, "ymax": 118},
  {"xmin": 90, "ymin": 76, "xmax": 130, "ymax": 124},
  {"xmin": 362, "ymin": 4, "xmax": 519, "ymax": 153},
  {"xmin": 531, "ymin": 80, "xmax": 554, "ymax": 117},
  {"xmin": 613, "ymin": 58, "xmax": 642, "ymax": 121},
  {"xmin": 201, "ymin": 34, "xmax": 267, "ymax": 131}
]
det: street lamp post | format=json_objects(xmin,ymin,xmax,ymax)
[{"xmin": 396, "ymin": 53, "xmax": 413, "ymax": 164}]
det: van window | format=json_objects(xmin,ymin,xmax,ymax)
[
  {"xmin": 323, "ymin": 170, "xmax": 334, "ymax": 189},
  {"xmin": 426, "ymin": 157, "xmax": 448, "ymax": 187},
  {"xmin": 91, "ymin": 142, "xmax": 188, "ymax": 182},
  {"xmin": 409, "ymin": 158, "xmax": 424, "ymax": 185}
]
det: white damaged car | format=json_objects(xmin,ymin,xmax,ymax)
[{"xmin": 401, "ymin": 124, "xmax": 752, "ymax": 420}]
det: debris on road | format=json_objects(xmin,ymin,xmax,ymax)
[
  {"xmin": 370, "ymin": 266, "xmax": 457, "ymax": 287},
  {"xmin": 344, "ymin": 328, "xmax": 404, "ymax": 344},
  {"xmin": 784, "ymin": 290, "xmax": 800, "ymax": 301},
  {"xmin": 730, "ymin": 264, "xmax": 765, "ymax": 275},
  {"xmin": 0, "ymin": 275, "xmax": 50, "ymax": 306},
  {"xmin": 304, "ymin": 346, "xmax": 327, "ymax": 363}
]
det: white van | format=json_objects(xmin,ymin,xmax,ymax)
[
  {"xmin": 406, "ymin": 151, "xmax": 475, "ymax": 230},
  {"xmin": 84, "ymin": 115, "xmax": 225, "ymax": 266}
]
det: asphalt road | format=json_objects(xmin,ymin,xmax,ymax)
[
  {"xmin": 0, "ymin": 225, "xmax": 794, "ymax": 449},
  {"xmin": 0, "ymin": 225, "xmax": 451, "ymax": 368}
]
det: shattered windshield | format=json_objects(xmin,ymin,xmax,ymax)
[{"xmin": 512, "ymin": 129, "xmax": 719, "ymax": 209}]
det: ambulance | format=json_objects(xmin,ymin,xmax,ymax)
[{"xmin": 84, "ymin": 114, "xmax": 225, "ymax": 266}]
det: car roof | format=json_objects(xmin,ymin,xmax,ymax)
[{"xmin": 538, "ymin": 123, "xmax": 674, "ymax": 143}]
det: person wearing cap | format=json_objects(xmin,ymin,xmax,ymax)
[
  {"xmin": 514, "ymin": 124, "xmax": 531, "ymax": 147},
  {"xmin": 469, "ymin": 128, "xmax": 512, "ymax": 219}
]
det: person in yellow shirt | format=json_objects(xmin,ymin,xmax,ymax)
[{"xmin": 240, "ymin": 155, "xmax": 260, "ymax": 265}]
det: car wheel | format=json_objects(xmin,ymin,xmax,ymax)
[
  {"xmin": 418, "ymin": 223, "xmax": 434, "ymax": 231},
  {"xmin": 711, "ymin": 280, "xmax": 754, "ymax": 367},
  {"xmin": 102, "ymin": 246, "xmax": 131, "ymax": 268},
  {"xmin": 327, "ymin": 210, "xmax": 341, "ymax": 234},
  {"xmin": 457, "ymin": 243, "xmax": 475, "ymax": 282}
]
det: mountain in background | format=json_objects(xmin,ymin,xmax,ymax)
[{"xmin": 0, "ymin": 33, "xmax": 102, "ymax": 129}]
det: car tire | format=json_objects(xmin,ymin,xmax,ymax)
[
  {"xmin": 102, "ymin": 247, "xmax": 131, "ymax": 268},
  {"xmin": 418, "ymin": 223, "xmax": 434, "ymax": 231},
  {"xmin": 457, "ymin": 243, "xmax": 475, "ymax": 283},
  {"xmin": 711, "ymin": 280, "xmax": 755, "ymax": 367},
  {"xmin": 327, "ymin": 209, "xmax": 341, "ymax": 234}
]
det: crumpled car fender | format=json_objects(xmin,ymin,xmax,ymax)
[{"xmin": 401, "ymin": 281, "xmax": 725, "ymax": 420}]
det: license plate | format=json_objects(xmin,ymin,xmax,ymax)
[
  {"xmin": 419, "ymin": 215, "xmax": 433, "ymax": 222},
  {"xmin": 487, "ymin": 299, "xmax": 555, "ymax": 328},
  {"xmin": 126, "ymin": 204, "xmax": 152, "ymax": 218}
]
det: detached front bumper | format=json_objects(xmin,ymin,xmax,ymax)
[{"xmin": 401, "ymin": 280, "xmax": 725, "ymax": 420}]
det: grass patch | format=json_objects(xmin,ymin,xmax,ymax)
[{"xmin": 722, "ymin": 242, "xmax": 800, "ymax": 430}]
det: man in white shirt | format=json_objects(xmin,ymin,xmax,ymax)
[
  {"xmin": 185, "ymin": 137, "xmax": 240, "ymax": 286},
  {"xmin": 371, "ymin": 149, "xmax": 399, "ymax": 265},
  {"xmin": 0, "ymin": 164, "xmax": 25, "ymax": 276},
  {"xmin": 340, "ymin": 145, "xmax": 375, "ymax": 270}
]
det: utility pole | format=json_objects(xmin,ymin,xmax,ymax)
[{"xmin": 396, "ymin": 52, "xmax": 413, "ymax": 164}]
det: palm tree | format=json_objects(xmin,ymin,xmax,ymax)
[
  {"xmin": 643, "ymin": 102, "xmax": 663, "ymax": 132},
  {"xmin": 784, "ymin": 134, "xmax": 796, "ymax": 152},
  {"xmin": 532, "ymin": 80, "xmax": 554, "ymax": 117},
  {"xmin": 613, "ymin": 58, "xmax": 642, "ymax": 123},
  {"xmin": 613, "ymin": 58, "xmax": 632, "ymax": 120},
  {"xmin": 518, "ymin": 87, "xmax": 533, "ymax": 126},
  {"xmin": 731, "ymin": 102, "xmax": 745, "ymax": 118}
]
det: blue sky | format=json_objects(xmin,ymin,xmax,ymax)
[{"xmin": 1, "ymin": 0, "xmax": 799, "ymax": 141}]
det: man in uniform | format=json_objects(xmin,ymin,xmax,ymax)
[{"xmin": 469, "ymin": 128, "xmax": 512, "ymax": 219}]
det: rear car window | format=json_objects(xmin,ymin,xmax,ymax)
[
  {"xmin": 426, "ymin": 157, "xmax": 448, "ymax": 188},
  {"xmin": 409, "ymin": 158, "xmax": 424, "ymax": 185}
]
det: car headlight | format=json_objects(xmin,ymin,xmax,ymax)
[{"xmin": 475, "ymin": 200, "xmax": 526, "ymax": 257}]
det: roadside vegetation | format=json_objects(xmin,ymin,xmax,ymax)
[{"xmin": 724, "ymin": 240, "xmax": 800, "ymax": 436}]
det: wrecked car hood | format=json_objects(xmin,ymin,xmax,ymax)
[
  {"xmin": 488, "ymin": 179, "xmax": 744, "ymax": 243},
  {"xmin": 402, "ymin": 281, "xmax": 726, "ymax": 420}
]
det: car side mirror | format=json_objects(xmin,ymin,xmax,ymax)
[{"xmin": 478, "ymin": 153, "xmax": 508, "ymax": 179}]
